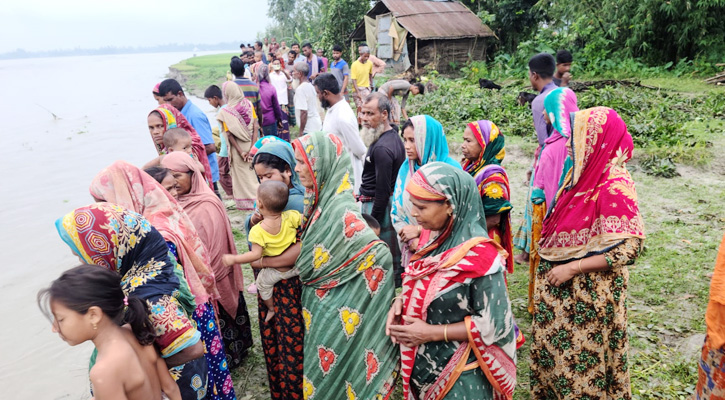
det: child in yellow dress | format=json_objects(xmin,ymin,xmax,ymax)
[{"xmin": 223, "ymin": 180, "xmax": 301, "ymax": 322}]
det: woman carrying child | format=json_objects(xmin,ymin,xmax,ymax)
[{"xmin": 161, "ymin": 152, "xmax": 253, "ymax": 370}]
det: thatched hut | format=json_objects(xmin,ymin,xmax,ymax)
[{"xmin": 349, "ymin": 0, "xmax": 495, "ymax": 73}]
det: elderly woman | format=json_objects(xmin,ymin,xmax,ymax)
[
  {"xmin": 530, "ymin": 107, "xmax": 645, "ymax": 399},
  {"xmin": 161, "ymin": 152, "xmax": 252, "ymax": 370},
  {"xmin": 291, "ymin": 131, "xmax": 399, "ymax": 399},
  {"xmin": 217, "ymin": 81, "xmax": 259, "ymax": 210},
  {"xmin": 386, "ymin": 162, "xmax": 517, "ymax": 400},
  {"xmin": 391, "ymin": 115, "xmax": 460, "ymax": 268},
  {"xmin": 56, "ymin": 203, "xmax": 207, "ymax": 399},
  {"xmin": 89, "ymin": 161, "xmax": 237, "ymax": 400}
]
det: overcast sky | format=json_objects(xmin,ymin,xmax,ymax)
[{"xmin": 0, "ymin": 0, "xmax": 272, "ymax": 53}]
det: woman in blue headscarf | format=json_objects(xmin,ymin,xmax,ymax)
[
  {"xmin": 245, "ymin": 137, "xmax": 306, "ymax": 398},
  {"xmin": 391, "ymin": 115, "xmax": 461, "ymax": 267}
]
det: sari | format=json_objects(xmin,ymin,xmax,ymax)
[
  {"xmin": 56, "ymin": 203, "xmax": 207, "ymax": 399},
  {"xmin": 162, "ymin": 152, "xmax": 252, "ymax": 369},
  {"xmin": 391, "ymin": 115, "xmax": 461, "ymax": 268},
  {"xmin": 89, "ymin": 161, "xmax": 237, "ymax": 400},
  {"xmin": 292, "ymin": 132, "xmax": 399, "ymax": 399},
  {"xmin": 401, "ymin": 163, "xmax": 516, "ymax": 400},
  {"xmin": 696, "ymin": 233, "xmax": 725, "ymax": 399},
  {"xmin": 217, "ymin": 81, "xmax": 259, "ymax": 210},
  {"xmin": 530, "ymin": 107, "xmax": 645, "ymax": 399},
  {"xmin": 150, "ymin": 104, "xmax": 214, "ymax": 190},
  {"xmin": 461, "ymin": 120, "xmax": 505, "ymax": 175}
]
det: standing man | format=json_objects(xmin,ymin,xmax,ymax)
[
  {"xmin": 262, "ymin": 37, "xmax": 270, "ymax": 55},
  {"xmin": 290, "ymin": 43, "xmax": 305, "ymax": 63},
  {"xmin": 254, "ymin": 41, "xmax": 268, "ymax": 64},
  {"xmin": 329, "ymin": 44, "xmax": 351, "ymax": 98},
  {"xmin": 278, "ymin": 40, "xmax": 289, "ymax": 57},
  {"xmin": 158, "ymin": 78, "xmax": 220, "ymax": 196},
  {"xmin": 315, "ymin": 73, "xmax": 367, "ymax": 193},
  {"xmin": 301, "ymin": 43, "xmax": 323, "ymax": 80},
  {"xmin": 292, "ymin": 62, "xmax": 322, "ymax": 135},
  {"xmin": 204, "ymin": 84, "xmax": 233, "ymax": 197},
  {"xmin": 316, "ymin": 48, "xmax": 329, "ymax": 72},
  {"xmin": 358, "ymin": 92, "xmax": 405, "ymax": 286},
  {"xmin": 553, "ymin": 50, "xmax": 573, "ymax": 87},
  {"xmin": 350, "ymin": 46, "xmax": 373, "ymax": 124},
  {"xmin": 269, "ymin": 37, "xmax": 279, "ymax": 54},
  {"xmin": 357, "ymin": 43, "xmax": 386, "ymax": 89},
  {"xmin": 376, "ymin": 80, "xmax": 425, "ymax": 125},
  {"xmin": 230, "ymin": 56, "xmax": 263, "ymax": 130}
]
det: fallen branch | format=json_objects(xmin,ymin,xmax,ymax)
[{"xmin": 567, "ymin": 79, "xmax": 659, "ymax": 92}]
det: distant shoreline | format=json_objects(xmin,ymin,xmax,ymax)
[{"xmin": 0, "ymin": 43, "xmax": 244, "ymax": 61}]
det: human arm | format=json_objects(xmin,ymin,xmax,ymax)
[
  {"xmin": 370, "ymin": 147, "xmax": 397, "ymax": 223},
  {"xmin": 156, "ymin": 357, "xmax": 182, "ymax": 400},
  {"xmin": 193, "ymin": 113, "xmax": 217, "ymax": 155},
  {"xmin": 400, "ymin": 92, "xmax": 409, "ymax": 121},
  {"xmin": 561, "ymin": 72, "xmax": 572, "ymax": 87},
  {"xmin": 546, "ymin": 238, "xmax": 643, "ymax": 286},
  {"xmin": 338, "ymin": 115, "xmax": 367, "ymax": 158},
  {"xmin": 298, "ymin": 110, "xmax": 308, "ymax": 134},
  {"xmin": 271, "ymin": 90, "xmax": 283, "ymax": 125},
  {"xmin": 386, "ymin": 297, "xmax": 468, "ymax": 346},
  {"xmin": 249, "ymin": 241, "xmax": 301, "ymax": 268},
  {"xmin": 142, "ymin": 155, "xmax": 164, "ymax": 169},
  {"xmin": 222, "ymin": 243, "xmax": 264, "ymax": 267}
]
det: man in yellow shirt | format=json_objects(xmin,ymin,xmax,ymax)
[{"xmin": 350, "ymin": 46, "xmax": 373, "ymax": 123}]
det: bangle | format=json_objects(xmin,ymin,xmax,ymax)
[
  {"xmin": 391, "ymin": 296, "xmax": 404, "ymax": 306},
  {"xmin": 443, "ymin": 324, "xmax": 449, "ymax": 342},
  {"xmin": 260, "ymin": 256, "xmax": 265, "ymax": 269},
  {"xmin": 577, "ymin": 259, "xmax": 583, "ymax": 274}
]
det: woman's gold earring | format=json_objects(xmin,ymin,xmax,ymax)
[
  {"xmin": 447, "ymin": 209, "xmax": 453, "ymax": 216},
  {"xmin": 92, "ymin": 323, "xmax": 97, "ymax": 330}
]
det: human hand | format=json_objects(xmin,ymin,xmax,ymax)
[
  {"xmin": 250, "ymin": 210, "xmax": 264, "ymax": 225},
  {"xmin": 222, "ymin": 254, "xmax": 237, "ymax": 268},
  {"xmin": 399, "ymin": 224, "xmax": 421, "ymax": 242},
  {"xmin": 388, "ymin": 316, "xmax": 433, "ymax": 347},
  {"xmin": 408, "ymin": 238, "xmax": 420, "ymax": 251},
  {"xmin": 546, "ymin": 262, "xmax": 577, "ymax": 287},
  {"xmin": 562, "ymin": 72, "xmax": 572, "ymax": 85},
  {"xmin": 385, "ymin": 297, "xmax": 403, "ymax": 341}
]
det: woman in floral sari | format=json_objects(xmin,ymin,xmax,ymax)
[
  {"xmin": 696, "ymin": 232, "xmax": 725, "ymax": 399},
  {"xmin": 530, "ymin": 107, "xmax": 645, "ymax": 399},
  {"xmin": 391, "ymin": 115, "xmax": 460, "ymax": 269},
  {"xmin": 56, "ymin": 203, "xmax": 207, "ymax": 399},
  {"xmin": 217, "ymin": 81, "xmax": 259, "ymax": 210},
  {"xmin": 90, "ymin": 161, "xmax": 238, "ymax": 400},
  {"xmin": 526, "ymin": 87, "xmax": 579, "ymax": 313},
  {"xmin": 147, "ymin": 104, "xmax": 214, "ymax": 189},
  {"xmin": 291, "ymin": 131, "xmax": 399, "ymax": 399},
  {"xmin": 162, "ymin": 152, "xmax": 253, "ymax": 370},
  {"xmin": 386, "ymin": 162, "xmax": 516, "ymax": 400}
]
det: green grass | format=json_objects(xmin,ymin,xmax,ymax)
[{"xmin": 169, "ymin": 53, "xmax": 239, "ymax": 97}]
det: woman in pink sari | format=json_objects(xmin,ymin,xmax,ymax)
[{"xmin": 161, "ymin": 152, "xmax": 252, "ymax": 369}]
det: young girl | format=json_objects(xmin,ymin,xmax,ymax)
[
  {"xmin": 222, "ymin": 180, "xmax": 301, "ymax": 322},
  {"xmin": 38, "ymin": 264, "xmax": 181, "ymax": 400}
]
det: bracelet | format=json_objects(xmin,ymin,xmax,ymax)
[
  {"xmin": 443, "ymin": 324, "xmax": 449, "ymax": 342},
  {"xmin": 391, "ymin": 296, "xmax": 404, "ymax": 306},
  {"xmin": 577, "ymin": 259, "xmax": 583, "ymax": 274}
]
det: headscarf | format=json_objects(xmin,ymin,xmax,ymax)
[
  {"xmin": 461, "ymin": 120, "xmax": 506, "ymax": 176},
  {"xmin": 161, "ymin": 152, "xmax": 244, "ymax": 316},
  {"xmin": 533, "ymin": 87, "xmax": 580, "ymax": 207},
  {"xmin": 217, "ymin": 81, "xmax": 254, "ymax": 144},
  {"xmin": 152, "ymin": 82, "xmax": 161, "ymax": 95},
  {"xmin": 256, "ymin": 64, "xmax": 270, "ymax": 83},
  {"xmin": 249, "ymin": 135, "xmax": 287, "ymax": 159},
  {"xmin": 89, "ymin": 160, "xmax": 218, "ymax": 306},
  {"xmin": 706, "ymin": 233, "xmax": 725, "ymax": 348},
  {"xmin": 391, "ymin": 115, "xmax": 461, "ymax": 235},
  {"xmin": 539, "ymin": 107, "xmax": 645, "ymax": 262},
  {"xmin": 476, "ymin": 164, "xmax": 514, "ymax": 273},
  {"xmin": 252, "ymin": 139, "xmax": 305, "ymax": 212},
  {"xmin": 149, "ymin": 104, "xmax": 214, "ymax": 189},
  {"xmin": 56, "ymin": 203, "xmax": 199, "ymax": 356},
  {"xmin": 291, "ymin": 132, "xmax": 399, "ymax": 399},
  {"xmin": 400, "ymin": 162, "xmax": 515, "ymax": 399}
]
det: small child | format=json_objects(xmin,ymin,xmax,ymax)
[
  {"xmin": 362, "ymin": 213, "xmax": 381, "ymax": 237},
  {"xmin": 222, "ymin": 181, "xmax": 301, "ymax": 322},
  {"xmin": 162, "ymin": 128, "xmax": 205, "ymax": 175},
  {"xmin": 38, "ymin": 264, "xmax": 181, "ymax": 400}
]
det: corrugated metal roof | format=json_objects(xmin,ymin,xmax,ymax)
[{"xmin": 383, "ymin": 0, "xmax": 493, "ymax": 40}]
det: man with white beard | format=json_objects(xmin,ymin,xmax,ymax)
[
  {"xmin": 315, "ymin": 73, "xmax": 367, "ymax": 193},
  {"xmin": 358, "ymin": 92, "xmax": 405, "ymax": 286}
]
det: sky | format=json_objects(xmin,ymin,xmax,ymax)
[{"xmin": 0, "ymin": 0, "xmax": 272, "ymax": 53}]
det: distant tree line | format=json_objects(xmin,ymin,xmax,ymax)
[{"xmin": 0, "ymin": 42, "xmax": 247, "ymax": 60}]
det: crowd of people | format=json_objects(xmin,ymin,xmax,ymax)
[{"xmin": 37, "ymin": 40, "xmax": 725, "ymax": 400}]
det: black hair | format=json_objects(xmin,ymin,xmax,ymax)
[
  {"xmin": 257, "ymin": 180, "xmax": 290, "ymax": 213},
  {"xmin": 359, "ymin": 42, "xmax": 367, "ymax": 47},
  {"xmin": 158, "ymin": 79, "xmax": 183, "ymax": 97},
  {"xmin": 253, "ymin": 152, "xmax": 291, "ymax": 176},
  {"xmin": 255, "ymin": 41, "xmax": 263, "ymax": 48},
  {"xmin": 239, "ymin": 43, "xmax": 245, "ymax": 49},
  {"xmin": 291, "ymin": 42, "xmax": 300, "ymax": 48},
  {"xmin": 313, "ymin": 73, "xmax": 340, "ymax": 95},
  {"xmin": 230, "ymin": 56, "xmax": 246, "ymax": 77},
  {"xmin": 289, "ymin": 50, "xmax": 297, "ymax": 57},
  {"xmin": 243, "ymin": 50, "xmax": 255, "ymax": 58},
  {"xmin": 144, "ymin": 166, "xmax": 170, "ymax": 184},
  {"xmin": 332, "ymin": 45, "xmax": 343, "ymax": 52},
  {"xmin": 204, "ymin": 85, "xmax": 222, "ymax": 99},
  {"xmin": 362, "ymin": 214, "xmax": 381, "ymax": 231},
  {"xmin": 400, "ymin": 119, "xmax": 415, "ymax": 138},
  {"xmin": 413, "ymin": 82, "xmax": 425, "ymax": 94},
  {"xmin": 556, "ymin": 49, "xmax": 573, "ymax": 64},
  {"xmin": 38, "ymin": 264, "xmax": 156, "ymax": 346},
  {"xmin": 528, "ymin": 53, "xmax": 556, "ymax": 79},
  {"xmin": 302, "ymin": 42, "xmax": 312, "ymax": 50}
]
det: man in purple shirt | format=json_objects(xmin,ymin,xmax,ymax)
[{"xmin": 528, "ymin": 53, "xmax": 558, "ymax": 146}]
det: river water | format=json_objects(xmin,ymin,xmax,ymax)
[{"xmin": 0, "ymin": 51, "xmax": 228, "ymax": 399}]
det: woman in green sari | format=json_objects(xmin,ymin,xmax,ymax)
[
  {"xmin": 386, "ymin": 162, "xmax": 516, "ymax": 400},
  {"xmin": 291, "ymin": 131, "xmax": 399, "ymax": 399}
]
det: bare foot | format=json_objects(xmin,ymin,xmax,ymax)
[
  {"xmin": 514, "ymin": 252, "xmax": 529, "ymax": 265},
  {"xmin": 264, "ymin": 310, "xmax": 276, "ymax": 323}
]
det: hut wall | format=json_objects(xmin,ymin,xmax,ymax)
[{"xmin": 413, "ymin": 38, "xmax": 487, "ymax": 73}]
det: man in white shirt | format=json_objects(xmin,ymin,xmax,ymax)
[
  {"xmin": 293, "ymin": 62, "xmax": 322, "ymax": 136},
  {"xmin": 315, "ymin": 73, "xmax": 367, "ymax": 193}
]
